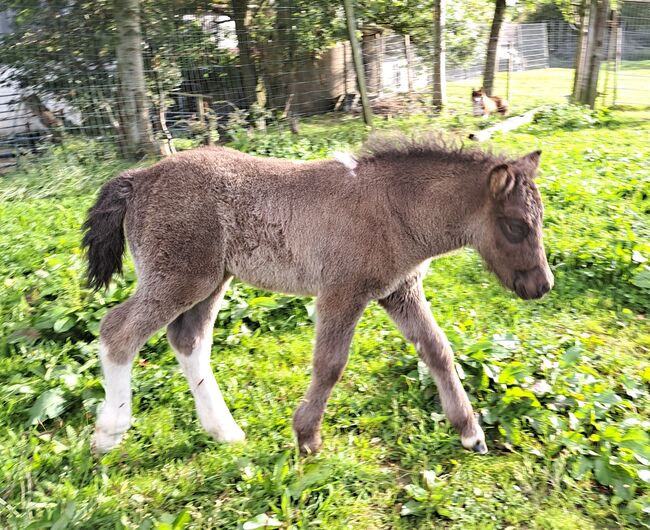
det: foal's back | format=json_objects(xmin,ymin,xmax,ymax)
[{"xmin": 123, "ymin": 147, "xmax": 396, "ymax": 296}]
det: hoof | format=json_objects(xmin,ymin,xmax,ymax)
[
  {"xmin": 210, "ymin": 424, "xmax": 246, "ymax": 444},
  {"xmin": 297, "ymin": 433, "xmax": 322, "ymax": 455},
  {"xmin": 91, "ymin": 428, "xmax": 126, "ymax": 454},
  {"xmin": 461, "ymin": 427, "xmax": 488, "ymax": 455}
]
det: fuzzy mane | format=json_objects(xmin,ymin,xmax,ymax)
[{"xmin": 357, "ymin": 132, "xmax": 507, "ymax": 167}]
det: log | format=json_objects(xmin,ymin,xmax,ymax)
[{"xmin": 468, "ymin": 108, "xmax": 540, "ymax": 142}]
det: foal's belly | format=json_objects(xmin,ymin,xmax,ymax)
[{"xmin": 226, "ymin": 252, "xmax": 319, "ymax": 297}]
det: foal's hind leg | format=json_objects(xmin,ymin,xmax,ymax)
[
  {"xmin": 167, "ymin": 276, "xmax": 244, "ymax": 443},
  {"xmin": 379, "ymin": 274, "xmax": 487, "ymax": 454},
  {"xmin": 293, "ymin": 290, "xmax": 369, "ymax": 453},
  {"xmin": 92, "ymin": 279, "xmax": 215, "ymax": 453}
]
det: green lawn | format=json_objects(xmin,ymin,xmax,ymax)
[
  {"xmin": 0, "ymin": 104, "xmax": 649, "ymax": 529},
  {"xmin": 435, "ymin": 61, "xmax": 649, "ymax": 115}
]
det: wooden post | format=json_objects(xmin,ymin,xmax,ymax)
[
  {"xmin": 378, "ymin": 33, "xmax": 385, "ymax": 92},
  {"xmin": 507, "ymin": 42, "xmax": 513, "ymax": 102},
  {"xmin": 613, "ymin": 12, "xmax": 621, "ymax": 106},
  {"xmin": 432, "ymin": 0, "xmax": 447, "ymax": 110},
  {"xmin": 343, "ymin": 0, "xmax": 372, "ymax": 125},
  {"xmin": 404, "ymin": 35, "xmax": 415, "ymax": 94},
  {"xmin": 343, "ymin": 42, "xmax": 349, "ymax": 97},
  {"xmin": 603, "ymin": 10, "xmax": 616, "ymax": 106}
]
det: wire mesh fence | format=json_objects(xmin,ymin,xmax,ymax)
[{"xmin": 0, "ymin": 1, "xmax": 648, "ymax": 172}]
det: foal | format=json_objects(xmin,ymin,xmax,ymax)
[{"xmin": 83, "ymin": 137, "xmax": 553, "ymax": 455}]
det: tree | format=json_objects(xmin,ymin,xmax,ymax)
[
  {"xmin": 432, "ymin": 0, "xmax": 446, "ymax": 110},
  {"xmin": 0, "ymin": 0, "xmax": 207, "ymax": 155},
  {"xmin": 114, "ymin": 0, "xmax": 157, "ymax": 158},
  {"xmin": 572, "ymin": 0, "xmax": 610, "ymax": 107},
  {"xmin": 482, "ymin": 0, "xmax": 507, "ymax": 96},
  {"xmin": 357, "ymin": 0, "xmax": 492, "ymax": 69},
  {"xmin": 230, "ymin": 0, "xmax": 258, "ymax": 109}
]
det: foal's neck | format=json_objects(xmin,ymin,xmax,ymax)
[{"xmin": 378, "ymin": 158, "xmax": 489, "ymax": 261}]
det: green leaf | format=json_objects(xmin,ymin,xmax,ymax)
[
  {"xmin": 249, "ymin": 296, "xmax": 279, "ymax": 309},
  {"xmin": 51, "ymin": 502, "xmax": 76, "ymax": 530},
  {"xmin": 631, "ymin": 269, "xmax": 650, "ymax": 289},
  {"xmin": 28, "ymin": 388, "xmax": 66, "ymax": 425},
  {"xmin": 405, "ymin": 484, "xmax": 428, "ymax": 501},
  {"xmin": 498, "ymin": 363, "xmax": 529, "ymax": 385},
  {"xmin": 53, "ymin": 316, "xmax": 75, "ymax": 333},
  {"xmin": 172, "ymin": 510, "xmax": 191, "ymax": 530},
  {"xmin": 400, "ymin": 500, "xmax": 423, "ymax": 516},
  {"xmin": 242, "ymin": 514, "xmax": 282, "ymax": 529},
  {"xmin": 288, "ymin": 464, "xmax": 332, "ymax": 499},
  {"xmin": 562, "ymin": 346, "xmax": 581, "ymax": 364}
]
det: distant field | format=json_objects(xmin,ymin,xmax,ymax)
[{"xmin": 440, "ymin": 60, "xmax": 649, "ymax": 115}]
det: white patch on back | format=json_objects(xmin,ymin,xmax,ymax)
[{"xmin": 333, "ymin": 151, "xmax": 358, "ymax": 177}]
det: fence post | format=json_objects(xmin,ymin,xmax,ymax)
[{"xmin": 343, "ymin": 0, "xmax": 372, "ymax": 126}]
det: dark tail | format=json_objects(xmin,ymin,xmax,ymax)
[{"xmin": 81, "ymin": 171, "xmax": 135, "ymax": 290}]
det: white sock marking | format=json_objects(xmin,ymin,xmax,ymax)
[
  {"xmin": 173, "ymin": 337, "xmax": 245, "ymax": 443},
  {"xmin": 92, "ymin": 341, "xmax": 133, "ymax": 453}
]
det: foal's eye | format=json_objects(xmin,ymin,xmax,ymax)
[{"xmin": 498, "ymin": 217, "xmax": 530, "ymax": 243}]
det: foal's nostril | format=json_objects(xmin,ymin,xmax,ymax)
[{"xmin": 538, "ymin": 282, "xmax": 551, "ymax": 297}]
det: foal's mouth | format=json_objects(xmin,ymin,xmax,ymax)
[{"xmin": 513, "ymin": 270, "xmax": 552, "ymax": 300}]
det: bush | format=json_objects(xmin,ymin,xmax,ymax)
[{"xmin": 529, "ymin": 104, "xmax": 616, "ymax": 132}]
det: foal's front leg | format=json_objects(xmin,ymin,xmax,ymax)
[
  {"xmin": 293, "ymin": 290, "xmax": 369, "ymax": 453},
  {"xmin": 380, "ymin": 275, "xmax": 487, "ymax": 453}
]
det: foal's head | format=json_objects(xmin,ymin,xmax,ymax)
[{"xmin": 475, "ymin": 150, "xmax": 554, "ymax": 300}]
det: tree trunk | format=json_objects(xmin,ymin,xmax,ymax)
[
  {"xmin": 432, "ymin": 0, "xmax": 447, "ymax": 110},
  {"xmin": 404, "ymin": 34, "xmax": 414, "ymax": 94},
  {"xmin": 362, "ymin": 31, "xmax": 381, "ymax": 96},
  {"xmin": 572, "ymin": 0, "xmax": 590, "ymax": 101},
  {"xmin": 264, "ymin": 0, "xmax": 298, "ymax": 115},
  {"xmin": 573, "ymin": 0, "xmax": 609, "ymax": 107},
  {"xmin": 231, "ymin": 0, "xmax": 258, "ymax": 110},
  {"xmin": 483, "ymin": 0, "xmax": 506, "ymax": 96},
  {"xmin": 584, "ymin": 0, "xmax": 609, "ymax": 107},
  {"xmin": 114, "ymin": 0, "xmax": 157, "ymax": 159},
  {"xmin": 343, "ymin": 0, "xmax": 372, "ymax": 125}
]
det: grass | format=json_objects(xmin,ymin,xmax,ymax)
[{"xmin": 0, "ymin": 83, "xmax": 649, "ymax": 527}]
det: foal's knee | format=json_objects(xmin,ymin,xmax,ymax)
[
  {"xmin": 416, "ymin": 335, "xmax": 454, "ymax": 373},
  {"xmin": 167, "ymin": 317, "xmax": 200, "ymax": 356},
  {"xmin": 99, "ymin": 302, "xmax": 140, "ymax": 364}
]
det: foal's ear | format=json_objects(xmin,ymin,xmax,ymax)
[
  {"xmin": 489, "ymin": 164, "xmax": 515, "ymax": 199},
  {"xmin": 520, "ymin": 149, "xmax": 542, "ymax": 169}
]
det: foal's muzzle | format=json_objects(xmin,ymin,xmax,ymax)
[{"xmin": 514, "ymin": 267, "xmax": 554, "ymax": 300}]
